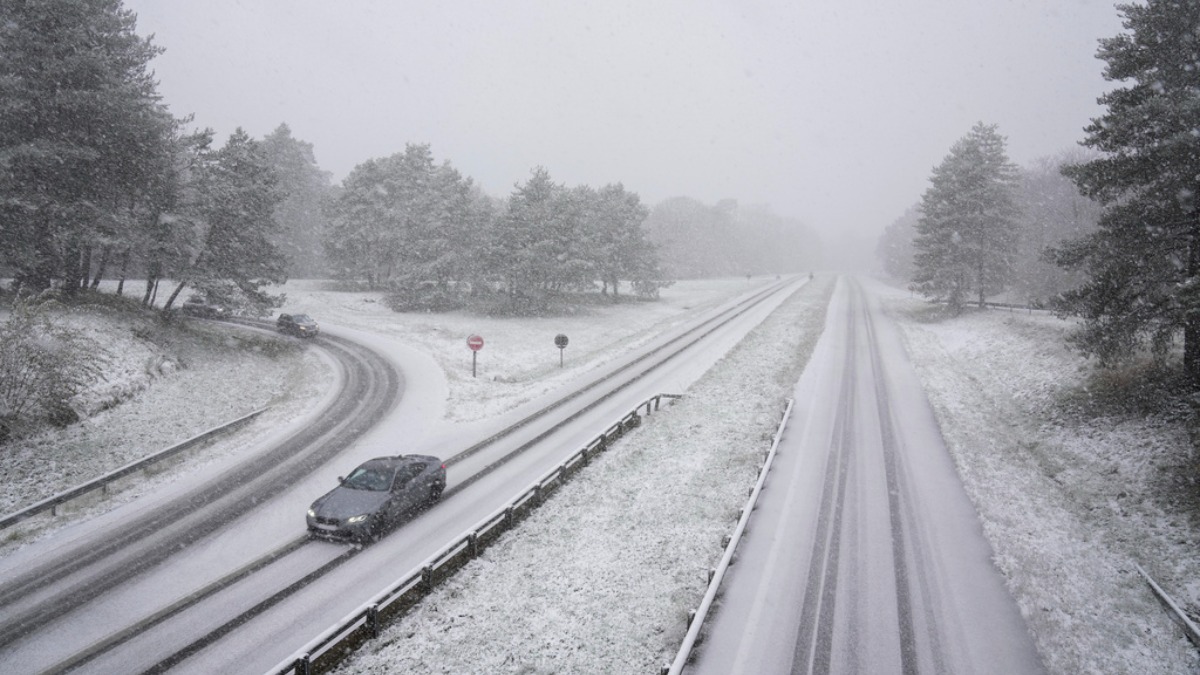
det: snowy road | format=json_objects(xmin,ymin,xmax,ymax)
[
  {"xmin": 687, "ymin": 277, "xmax": 1045, "ymax": 674},
  {"xmin": 0, "ymin": 278, "xmax": 802, "ymax": 674}
]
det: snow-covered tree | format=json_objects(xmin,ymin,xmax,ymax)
[
  {"xmin": 586, "ymin": 183, "xmax": 660, "ymax": 299},
  {"xmin": 161, "ymin": 129, "xmax": 288, "ymax": 314},
  {"xmin": 876, "ymin": 205, "xmax": 920, "ymax": 280},
  {"xmin": 644, "ymin": 197, "xmax": 818, "ymax": 280},
  {"xmin": 261, "ymin": 124, "xmax": 333, "ymax": 278},
  {"xmin": 643, "ymin": 197, "xmax": 739, "ymax": 279},
  {"xmin": 1053, "ymin": 0, "xmax": 1200, "ymax": 380},
  {"xmin": 0, "ymin": 0, "xmax": 179, "ymax": 292},
  {"xmin": 324, "ymin": 144, "xmax": 478, "ymax": 302},
  {"xmin": 1012, "ymin": 151, "xmax": 1101, "ymax": 305},
  {"xmin": 488, "ymin": 168, "xmax": 582, "ymax": 308},
  {"xmin": 912, "ymin": 123, "xmax": 1020, "ymax": 312}
]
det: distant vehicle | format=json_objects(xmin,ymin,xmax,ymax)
[
  {"xmin": 307, "ymin": 455, "xmax": 446, "ymax": 542},
  {"xmin": 277, "ymin": 313, "xmax": 319, "ymax": 337},
  {"xmin": 180, "ymin": 296, "xmax": 228, "ymax": 319}
]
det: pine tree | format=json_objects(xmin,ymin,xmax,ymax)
[
  {"xmin": 261, "ymin": 124, "xmax": 333, "ymax": 278},
  {"xmin": 587, "ymin": 183, "xmax": 653, "ymax": 299},
  {"xmin": 0, "ymin": 0, "xmax": 178, "ymax": 291},
  {"xmin": 912, "ymin": 123, "xmax": 1020, "ymax": 313},
  {"xmin": 1053, "ymin": 0, "xmax": 1200, "ymax": 380},
  {"xmin": 323, "ymin": 144, "xmax": 477, "ymax": 301},
  {"xmin": 162, "ymin": 129, "xmax": 287, "ymax": 314}
]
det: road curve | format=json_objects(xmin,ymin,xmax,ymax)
[
  {"xmin": 0, "ymin": 329, "xmax": 400, "ymax": 648},
  {"xmin": 687, "ymin": 276, "xmax": 1045, "ymax": 674}
]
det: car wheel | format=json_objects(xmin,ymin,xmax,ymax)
[{"xmin": 364, "ymin": 516, "xmax": 384, "ymax": 543}]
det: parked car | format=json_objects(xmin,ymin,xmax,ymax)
[
  {"xmin": 180, "ymin": 296, "xmax": 228, "ymax": 319},
  {"xmin": 277, "ymin": 313, "xmax": 319, "ymax": 337},
  {"xmin": 307, "ymin": 455, "xmax": 446, "ymax": 542}
]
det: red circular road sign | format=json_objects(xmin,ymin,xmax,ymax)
[{"xmin": 467, "ymin": 334, "xmax": 485, "ymax": 351}]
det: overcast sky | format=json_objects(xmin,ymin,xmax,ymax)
[{"xmin": 122, "ymin": 0, "xmax": 1126, "ymax": 245}]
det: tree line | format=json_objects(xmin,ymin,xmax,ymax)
[
  {"xmin": 324, "ymin": 149, "xmax": 667, "ymax": 313},
  {"xmin": 4, "ymin": 0, "xmax": 819, "ymax": 319},
  {"xmin": 879, "ymin": 0, "xmax": 1200, "ymax": 383},
  {"xmin": 0, "ymin": 0, "xmax": 306, "ymax": 314}
]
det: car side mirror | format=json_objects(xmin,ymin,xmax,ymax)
[{"xmin": 337, "ymin": 476, "xmax": 345, "ymax": 484}]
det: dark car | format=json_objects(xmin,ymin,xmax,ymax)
[
  {"xmin": 180, "ymin": 296, "xmax": 228, "ymax": 319},
  {"xmin": 277, "ymin": 313, "xmax": 319, "ymax": 338},
  {"xmin": 307, "ymin": 455, "xmax": 446, "ymax": 542}
]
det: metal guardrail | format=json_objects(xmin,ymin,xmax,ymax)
[
  {"xmin": 0, "ymin": 407, "xmax": 269, "ymax": 531},
  {"xmin": 663, "ymin": 397, "xmax": 794, "ymax": 675},
  {"xmin": 267, "ymin": 393, "xmax": 682, "ymax": 675},
  {"xmin": 1137, "ymin": 563, "xmax": 1200, "ymax": 650}
]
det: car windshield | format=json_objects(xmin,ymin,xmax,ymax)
[
  {"xmin": 343, "ymin": 466, "xmax": 394, "ymax": 491},
  {"xmin": 293, "ymin": 314, "xmax": 313, "ymax": 323}
]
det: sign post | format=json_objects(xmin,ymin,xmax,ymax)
[
  {"xmin": 467, "ymin": 334, "xmax": 484, "ymax": 377},
  {"xmin": 554, "ymin": 333, "xmax": 568, "ymax": 368}
]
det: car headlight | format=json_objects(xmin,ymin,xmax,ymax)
[
  {"xmin": 307, "ymin": 508, "xmax": 316, "ymax": 518},
  {"xmin": 346, "ymin": 514, "xmax": 369, "ymax": 524}
]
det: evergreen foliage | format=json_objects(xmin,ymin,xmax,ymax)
[
  {"xmin": 876, "ymin": 206, "xmax": 921, "ymax": 281},
  {"xmin": 0, "ymin": 1, "xmax": 291, "ymax": 315},
  {"xmin": 161, "ymin": 129, "xmax": 288, "ymax": 314},
  {"xmin": 261, "ymin": 124, "xmax": 334, "ymax": 278},
  {"xmin": 912, "ymin": 123, "xmax": 1020, "ymax": 313},
  {"xmin": 0, "ymin": 0, "xmax": 179, "ymax": 293},
  {"xmin": 323, "ymin": 144, "xmax": 479, "ymax": 303},
  {"xmin": 1011, "ymin": 151, "xmax": 1101, "ymax": 305},
  {"xmin": 1053, "ymin": 0, "xmax": 1200, "ymax": 380}
]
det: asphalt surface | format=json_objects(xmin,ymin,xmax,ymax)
[{"xmin": 687, "ymin": 277, "xmax": 1045, "ymax": 675}]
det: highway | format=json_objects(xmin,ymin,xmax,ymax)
[
  {"xmin": 685, "ymin": 277, "xmax": 1044, "ymax": 674},
  {"xmin": 0, "ymin": 277, "xmax": 803, "ymax": 674}
]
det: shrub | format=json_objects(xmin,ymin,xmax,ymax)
[{"xmin": 0, "ymin": 293, "xmax": 101, "ymax": 443}]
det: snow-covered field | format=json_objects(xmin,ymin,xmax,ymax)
[
  {"xmin": 278, "ymin": 278, "xmax": 766, "ymax": 423},
  {"xmin": 2, "ymin": 274, "xmax": 1196, "ymax": 674}
]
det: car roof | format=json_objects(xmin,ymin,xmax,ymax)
[{"xmin": 356, "ymin": 455, "xmax": 439, "ymax": 470}]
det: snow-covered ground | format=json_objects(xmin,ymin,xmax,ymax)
[
  {"xmin": 0, "ymin": 307, "xmax": 332, "ymax": 531},
  {"xmin": 870, "ymin": 279, "xmax": 1199, "ymax": 674},
  {"xmin": 332, "ymin": 276, "xmax": 1198, "ymax": 675},
  {"xmin": 0, "ymin": 278, "xmax": 762, "ymax": 554},
  {"xmin": 332, "ymin": 276, "xmax": 835, "ymax": 674},
  {"xmin": 2, "ymin": 275, "xmax": 1196, "ymax": 674}
]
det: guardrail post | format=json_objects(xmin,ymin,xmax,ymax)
[
  {"xmin": 421, "ymin": 565, "xmax": 433, "ymax": 590},
  {"xmin": 534, "ymin": 484, "xmax": 543, "ymax": 505},
  {"xmin": 295, "ymin": 654, "xmax": 311, "ymax": 675},
  {"xmin": 504, "ymin": 507, "xmax": 514, "ymax": 528},
  {"xmin": 366, "ymin": 603, "xmax": 380, "ymax": 638},
  {"xmin": 469, "ymin": 532, "xmax": 479, "ymax": 558}
]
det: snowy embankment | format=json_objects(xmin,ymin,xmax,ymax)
[
  {"xmin": 332, "ymin": 277, "xmax": 835, "ymax": 674},
  {"xmin": 0, "ymin": 307, "xmax": 331, "ymax": 548},
  {"xmin": 871, "ymin": 279, "xmax": 1199, "ymax": 675}
]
